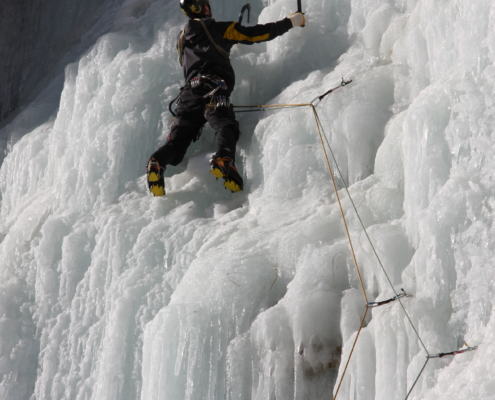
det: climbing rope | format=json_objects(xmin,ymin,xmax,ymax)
[
  {"xmin": 404, "ymin": 358, "xmax": 430, "ymax": 400},
  {"xmin": 232, "ymin": 79, "xmax": 477, "ymax": 400},
  {"xmin": 328, "ymin": 307, "xmax": 368, "ymax": 400}
]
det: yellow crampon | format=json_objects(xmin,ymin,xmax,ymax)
[
  {"xmin": 209, "ymin": 157, "xmax": 243, "ymax": 193},
  {"xmin": 147, "ymin": 167, "xmax": 165, "ymax": 196}
]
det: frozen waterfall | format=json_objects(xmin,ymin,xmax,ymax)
[{"xmin": 0, "ymin": 0, "xmax": 494, "ymax": 399}]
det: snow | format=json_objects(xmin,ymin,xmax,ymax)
[{"xmin": 0, "ymin": 0, "xmax": 494, "ymax": 399}]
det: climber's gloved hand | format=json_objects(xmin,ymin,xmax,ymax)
[{"xmin": 288, "ymin": 12, "xmax": 306, "ymax": 28}]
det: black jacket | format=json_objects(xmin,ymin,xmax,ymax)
[{"xmin": 178, "ymin": 17, "xmax": 293, "ymax": 91}]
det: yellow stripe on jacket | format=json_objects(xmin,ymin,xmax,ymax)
[{"xmin": 223, "ymin": 22, "xmax": 270, "ymax": 42}]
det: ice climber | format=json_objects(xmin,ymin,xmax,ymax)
[{"xmin": 146, "ymin": 0, "xmax": 306, "ymax": 196}]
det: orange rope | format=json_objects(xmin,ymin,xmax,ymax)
[{"xmin": 331, "ymin": 307, "xmax": 369, "ymax": 400}]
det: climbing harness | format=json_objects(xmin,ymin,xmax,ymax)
[
  {"xmin": 168, "ymin": 74, "xmax": 229, "ymax": 117},
  {"xmin": 366, "ymin": 288, "xmax": 413, "ymax": 308},
  {"xmin": 191, "ymin": 74, "xmax": 230, "ymax": 108}
]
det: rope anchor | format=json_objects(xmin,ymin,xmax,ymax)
[
  {"xmin": 427, "ymin": 345, "xmax": 478, "ymax": 359},
  {"xmin": 366, "ymin": 288, "xmax": 413, "ymax": 308},
  {"xmin": 233, "ymin": 78, "xmax": 353, "ymax": 114},
  {"xmin": 311, "ymin": 77, "xmax": 352, "ymax": 106}
]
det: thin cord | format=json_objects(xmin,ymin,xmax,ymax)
[{"xmin": 404, "ymin": 358, "xmax": 429, "ymax": 400}]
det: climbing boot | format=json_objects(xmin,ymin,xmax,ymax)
[
  {"xmin": 209, "ymin": 156, "xmax": 243, "ymax": 193},
  {"xmin": 147, "ymin": 158, "xmax": 165, "ymax": 196}
]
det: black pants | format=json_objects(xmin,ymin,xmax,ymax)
[{"xmin": 150, "ymin": 85, "xmax": 240, "ymax": 167}]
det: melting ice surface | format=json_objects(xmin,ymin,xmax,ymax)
[{"xmin": 1, "ymin": 0, "xmax": 495, "ymax": 399}]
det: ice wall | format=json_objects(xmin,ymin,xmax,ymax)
[{"xmin": 0, "ymin": 0, "xmax": 494, "ymax": 399}]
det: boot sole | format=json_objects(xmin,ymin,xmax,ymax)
[
  {"xmin": 224, "ymin": 179, "xmax": 242, "ymax": 193},
  {"xmin": 210, "ymin": 167, "xmax": 243, "ymax": 192},
  {"xmin": 148, "ymin": 171, "xmax": 160, "ymax": 182},
  {"xmin": 210, "ymin": 167, "xmax": 224, "ymax": 179},
  {"xmin": 148, "ymin": 171, "xmax": 165, "ymax": 196},
  {"xmin": 149, "ymin": 184, "xmax": 165, "ymax": 196}
]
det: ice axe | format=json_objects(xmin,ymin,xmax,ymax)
[
  {"xmin": 296, "ymin": 0, "xmax": 305, "ymax": 27},
  {"xmin": 238, "ymin": 3, "xmax": 251, "ymax": 24}
]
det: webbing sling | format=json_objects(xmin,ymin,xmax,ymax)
[
  {"xmin": 195, "ymin": 19, "xmax": 230, "ymax": 59},
  {"xmin": 178, "ymin": 27, "xmax": 186, "ymax": 66},
  {"xmin": 178, "ymin": 19, "xmax": 230, "ymax": 66}
]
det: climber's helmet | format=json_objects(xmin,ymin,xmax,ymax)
[{"xmin": 180, "ymin": 0, "xmax": 211, "ymax": 18}]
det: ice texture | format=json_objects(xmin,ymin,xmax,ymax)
[{"xmin": 0, "ymin": 0, "xmax": 494, "ymax": 399}]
